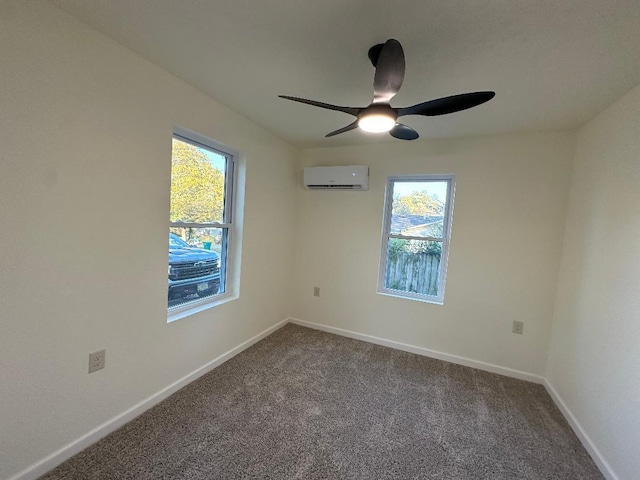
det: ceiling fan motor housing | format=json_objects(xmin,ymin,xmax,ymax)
[
  {"xmin": 359, "ymin": 103, "xmax": 397, "ymax": 120},
  {"xmin": 358, "ymin": 104, "xmax": 398, "ymax": 132},
  {"xmin": 279, "ymin": 38, "xmax": 494, "ymax": 140}
]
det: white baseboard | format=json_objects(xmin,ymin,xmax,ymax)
[
  {"xmin": 8, "ymin": 318, "xmax": 289, "ymax": 480},
  {"xmin": 543, "ymin": 379, "xmax": 619, "ymax": 480},
  {"xmin": 287, "ymin": 318, "xmax": 615, "ymax": 480},
  {"xmin": 10, "ymin": 317, "xmax": 614, "ymax": 480},
  {"xmin": 287, "ymin": 318, "xmax": 544, "ymax": 384}
]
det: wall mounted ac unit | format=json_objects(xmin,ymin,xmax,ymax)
[{"xmin": 303, "ymin": 165, "xmax": 369, "ymax": 190}]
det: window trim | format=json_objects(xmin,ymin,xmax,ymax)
[
  {"xmin": 167, "ymin": 127, "xmax": 239, "ymax": 320},
  {"xmin": 377, "ymin": 174, "xmax": 456, "ymax": 305}
]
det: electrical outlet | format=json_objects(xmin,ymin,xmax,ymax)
[
  {"xmin": 89, "ymin": 349, "xmax": 105, "ymax": 373},
  {"xmin": 512, "ymin": 321, "xmax": 524, "ymax": 335},
  {"xmin": 313, "ymin": 286, "xmax": 320, "ymax": 297}
]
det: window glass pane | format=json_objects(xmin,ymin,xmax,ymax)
[
  {"xmin": 385, "ymin": 239, "xmax": 442, "ymax": 296},
  {"xmin": 170, "ymin": 137, "xmax": 227, "ymax": 224},
  {"xmin": 390, "ymin": 181, "xmax": 448, "ymax": 236},
  {"xmin": 168, "ymin": 227, "xmax": 224, "ymax": 307}
]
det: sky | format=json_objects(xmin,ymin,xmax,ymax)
[
  {"xmin": 201, "ymin": 148, "xmax": 226, "ymax": 173},
  {"xmin": 393, "ymin": 180, "xmax": 448, "ymax": 202}
]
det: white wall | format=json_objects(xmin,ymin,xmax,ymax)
[
  {"xmin": 0, "ymin": 2, "xmax": 297, "ymax": 478},
  {"xmin": 293, "ymin": 132, "xmax": 575, "ymax": 376},
  {"xmin": 3, "ymin": 2, "xmax": 637, "ymax": 479},
  {"xmin": 546, "ymin": 84, "xmax": 640, "ymax": 480}
]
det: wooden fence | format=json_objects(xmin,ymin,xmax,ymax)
[{"xmin": 385, "ymin": 252, "xmax": 441, "ymax": 296}]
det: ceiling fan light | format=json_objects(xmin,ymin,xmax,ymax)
[{"xmin": 358, "ymin": 113, "xmax": 396, "ymax": 133}]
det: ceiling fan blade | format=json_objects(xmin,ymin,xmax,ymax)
[
  {"xmin": 279, "ymin": 96, "xmax": 360, "ymax": 116},
  {"xmin": 373, "ymin": 39, "xmax": 405, "ymax": 103},
  {"xmin": 325, "ymin": 121, "xmax": 359, "ymax": 138},
  {"xmin": 398, "ymin": 91, "xmax": 495, "ymax": 117},
  {"xmin": 389, "ymin": 123, "xmax": 419, "ymax": 140},
  {"xmin": 368, "ymin": 43, "xmax": 384, "ymax": 68}
]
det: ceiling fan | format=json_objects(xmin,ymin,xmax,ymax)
[{"xmin": 279, "ymin": 39, "xmax": 495, "ymax": 140}]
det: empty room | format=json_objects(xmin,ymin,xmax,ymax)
[{"xmin": 1, "ymin": 1, "xmax": 639, "ymax": 479}]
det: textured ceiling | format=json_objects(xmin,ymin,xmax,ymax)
[{"xmin": 51, "ymin": 0, "xmax": 640, "ymax": 148}]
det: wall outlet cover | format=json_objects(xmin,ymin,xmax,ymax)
[{"xmin": 89, "ymin": 349, "xmax": 106, "ymax": 373}]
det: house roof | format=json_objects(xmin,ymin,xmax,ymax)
[{"xmin": 391, "ymin": 215, "xmax": 442, "ymax": 233}]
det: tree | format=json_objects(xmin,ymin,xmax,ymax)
[
  {"xmin": 393, "ymin": 191, "xmax": 444, "ymax": 217},
  {"xmin": 170, "ymin": 140, "xmax": 224, "ymax": 224}
]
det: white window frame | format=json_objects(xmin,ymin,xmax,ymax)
[
  {"xmin": 168, "ymin": 126, "xmax": 238, "ymax": 320},
  {"xmin": 377, "ymin": 174, "xmax": 456, "ymax": 304}
]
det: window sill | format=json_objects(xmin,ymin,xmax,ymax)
[
  {"xmin": 377, "ymin": 289, "xmax": 444, "ymax": 305},
  {"xmin": 167, "ymin": 292, "xmax": 238, "ymax": 323}
]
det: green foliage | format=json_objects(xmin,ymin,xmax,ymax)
[
  {"xmin": 405, "ymin": 239, "xmax": 442, "ymax": 256},
  {"xmin": 416, "ymin": 240, "xmax": 442, "ymax": 256},
  {"xmin": 388, "ymin": 238, "xmax": 442, "ymax": 260},
  {"xmin": 388, "ymin": 238, "xmax": 406, "ymax": 261},
  {"xmin": 393, "ymin": 190, "xmax": 444, "ymax": 216},
  {"xmin": 170, "ymin": 140, "xmax": 224, "ymax": 223}
]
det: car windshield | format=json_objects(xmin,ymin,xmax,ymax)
[{"xmin": 169, "ymin": 233, "xmax": 190, "ymax": 249}]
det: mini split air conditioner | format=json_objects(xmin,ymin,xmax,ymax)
[{"xmin": 303, "ymin": 165, "xmax": 369, "ymax": 190}]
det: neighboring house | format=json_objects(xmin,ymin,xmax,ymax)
[
  {"xmin": 391, "ymin": 214, "xmax": 443, "ymax": 237},
  {"xmin": 401, "ymin": 219, "xmax": 443, "ymax": 237}
]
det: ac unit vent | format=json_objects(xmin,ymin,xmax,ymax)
[
  {"xmin": 307, "ymin": 184, "xmax": 363, "ymax": 190},
  {"xmin": 303, "ymin": 166, "xmax": 369, "ymax": 191}
]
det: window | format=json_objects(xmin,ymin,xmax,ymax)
[
  {"xmin": 378, "ymin": 175, "xmax": 455, "ymax": 304},
  {"xmin": 168, "ymin": 128, "xmax": 236, "ymax": 311}
]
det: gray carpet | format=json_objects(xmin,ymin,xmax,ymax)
[{"xmin": 40, "ymin": 324, "xmax": 603, "ymax": 479}]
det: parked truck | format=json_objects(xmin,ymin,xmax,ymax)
[{"xmin": 168, "ymin": 233, "xmax": 220, "ymax": 307}]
